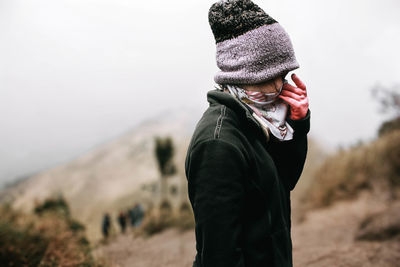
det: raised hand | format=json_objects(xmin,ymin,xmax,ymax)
[{"xmin": 279, "ymin": 73, "xmax": 309, "ymax": 120}]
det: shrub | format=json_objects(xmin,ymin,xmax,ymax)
[
  {"xmin": 34, "ymin": 196, "xmax": 70, "ymax": 217},
  {"xmin": 0, "ymin": 198, "xmax": 101, "ymax": 267},
  {"xmin": 379, "ymin": 117, "xmax": 400, "ymax": 137},
  {"xmin": 176, "ymin": 203, "xmax": 195, "ymax": 231},
  {"xmin": 0, "ymin": 220, "xmax": 48, "ymax": 266},
  {"xmin": 142, "ymin": 200, "xmax": 174, "ymax": 235},
  {"xmin": 68, "ymin": 219, "xmax": 86, "ymax": 232},
  {"xmin": 304, "ymin": 130, "xmax": 400, "ymax": 208},
  {"xmin": 141, "ymin": 200, "xmax": 195, "ymax": 236}
]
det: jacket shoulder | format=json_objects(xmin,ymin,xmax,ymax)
[{"xmin": 188, "ymin": 103, "xmax": 245, "ymax": 150}]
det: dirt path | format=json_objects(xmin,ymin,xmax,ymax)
[
  {"xmin": 93, "ymin": 229, "xmax": 196, "ymax": 267},
  {"xmin": 94, "ymin": 194, "xmax": 400, "ymax": 267},
  {"xmin": 292, "ymin": 193, "xmax": 400, "ymax": 267}
]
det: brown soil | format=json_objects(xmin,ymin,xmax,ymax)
[
  {"xmin": 292, "ymin": 193, "xmax": 400, "ymax": 267},
  {"xmin": 94, "ymin": 193, "xmax": 400, "ymax": 267},
  {"xmin": 93, "ymin": 229, "xmax": 196, "ymax": 267}
]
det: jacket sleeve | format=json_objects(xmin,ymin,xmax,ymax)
[
  {"xmin": 186, "ymin": 139, "xmax": 246, "ymax": 267},
  {"xmin": 267, "ymin": 110, "xmax": 311, "ymax": 191}
]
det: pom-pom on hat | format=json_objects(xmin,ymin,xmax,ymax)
[{"xmin": 209, "ymin": 0, "xmax": 299, "ymax": 85}]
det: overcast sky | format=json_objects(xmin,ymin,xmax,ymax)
[{"xmin": 1, "ymin": 0, "xmax": 399, "ymax": 187}]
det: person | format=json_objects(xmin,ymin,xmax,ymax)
[
  {"xmin": 132, "ymin": 203, "xmax": 144, "ymax": 227},
  {"xmin": 117, "ymin": 211, "xmax": 127, "ymax": 233},
  {"xmin": 102, "ymin": 213, "xmax": 111, "ymax": 239},
  {"xmin": 185, "ymin": 1, "xmax": 310, "ymax": 266},
  {"xmin": 128, "ymin": 203, "xmax": 145, "ymax": 227},
  {"xmin": 128, "ymin": 206, "xmax": 137, "ymax": 226}
]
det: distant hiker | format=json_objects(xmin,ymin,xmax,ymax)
[
  {"xmin": 129, "ymin": 204, "xmax": 145, "ymax": 227},
  {"xmin": 185, "ymin": 1, "xmax": 310, "ymax": 266},
  {"xmin": 128, "ymin": 207, "xmax": 136, "ymax": 226},
  {"xmin": 133, "ymin": 204, "xmax": 144, "ymax": 227},
  {"xmin": 117, "ymin": 211, "xmax": 127, "ymax": 233},
  {"xmin": 102, "ymin": 213, "xmax": 111, "ymax": 238}
]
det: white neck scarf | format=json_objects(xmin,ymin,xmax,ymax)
[{"xmin": 220, "ymin": 84, "xmax": 294, "ymax": 141}]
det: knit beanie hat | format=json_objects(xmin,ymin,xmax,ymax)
[{"xmin": 209, "ymin": 0, "xmax": 299, "ymax": 85}]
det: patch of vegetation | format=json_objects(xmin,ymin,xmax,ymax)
[
  {"xmin": 378, "ymin": 117, "xmax": 400, "ymax": 137},
  {"xmin": 0, "ymin": 198, "xmax": 102, "ymax": 267},
  {"xmin": 141, "ymin": 200, "xmax": 194, "ymax": 236},
  {"xmin": 34, "ymin": 196, "xmax": 70, "ymax": 217},
  {"xmin": 69, "ymin": 219, "xmax": 86, "ymax": 232},
  {"xmin": 0, "ymin": 220, "xmax": 48, "ymax": 266},
  {"xmin": 142, "ymin": 200, "xmax": 174, "ymax": 236},
  {"xmin": 304, "ymin": 130, "xmax": 400, "ymax": 208},
  {"xmin": 177, "ymin": 202, "xmax": 195, "ymax": 231}
]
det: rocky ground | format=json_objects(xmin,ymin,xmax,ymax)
[{"xmin": 94, "ymin": 193, "xmax": 400, "ymax": 267}]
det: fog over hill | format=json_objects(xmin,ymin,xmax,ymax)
[
  {"xmin": 0, "ymin": 106, "xmax": 205, "ymax": 189},
  {"xmin": 0, "ymin": 109, "xmax": 200, "ymax": 241}
]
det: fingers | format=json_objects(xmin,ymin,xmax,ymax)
[
  {"xmin": 279, "ymin": 74, "xmax": 309, "ymax": 120},
  {"xmin": 278, "ymin": 95, "xmax": 299, "ymax": 108},
  {"xmin": 278, "ymin": 93, "xmax": 309, "ymax": 109},
  {"xmin": 291, "ymin": 73, "xmax": 307, "ymax": 92},
  {"xmin": 280, "ymin": 89, "xmax": 304, "ymax": 101},
  {"xmin": 282, "ymin": 83, "xmax": 305, "ymax": 96},
  {"xmin": 279, "ymin": 94, "xmax": 309, "ymax": 120}
]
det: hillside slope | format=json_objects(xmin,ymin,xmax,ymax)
[{"xmin": 0, "ymin": 110, "xmax": 198, "ymax": 241}]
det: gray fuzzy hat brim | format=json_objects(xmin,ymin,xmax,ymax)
[{"xmin": 214, "ymin": 23, "xmax": 299, "ymax": 85}]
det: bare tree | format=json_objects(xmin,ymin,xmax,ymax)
[
  {"xmin": 154, "ymin": 136, "xmax": 176, "ymax": 201},
  {"xmin": 371, "ymin": 83, "xmax": 400, "ymax": 117},
  {"xmin": 372, "ymin": 84, "xmax": 400, "ymax": 136}
]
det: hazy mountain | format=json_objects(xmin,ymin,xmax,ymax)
[{"xmin": 0, "ymin": 109, "xmax": 201, "ymax": 241}]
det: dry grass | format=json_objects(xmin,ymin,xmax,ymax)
[
  {"xmin": 304, "ymin": 130, "xmax": 400, "ymax": 209},
  {"xmin": 140, "ymin": 200, "xmax": 194, "ymax": 236},
  {"xmin": 0, "ymin": 198, "xmax": 102, "ymax": 267}
]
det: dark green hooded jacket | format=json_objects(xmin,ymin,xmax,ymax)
[{"xmin": 185, "ymin": 89, "xmax": 310, "ymax": 267}]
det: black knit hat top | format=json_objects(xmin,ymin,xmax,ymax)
[
  {"xmin": 209, "ymin": 0, "xmax": 299, "ymax": 85},
  {"xmin": 208, "ymin": 0, "xmax": 277, "ymax": 43}
]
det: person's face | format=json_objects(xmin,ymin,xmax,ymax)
[{"xmin": 242, "ymin": 76, "xmax": 285, "ymax": 94}]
